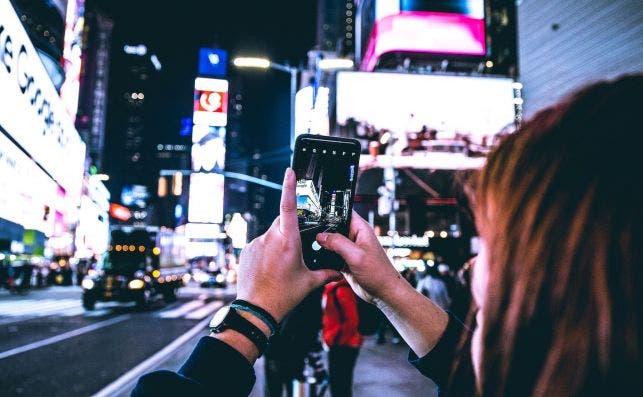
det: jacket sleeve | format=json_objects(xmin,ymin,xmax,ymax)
[
  {"xmin": 408, "ymin": 312, "xmax": 468, "ymax": 389},
  {"xmin": 131, "ymin": 336, "xmax": 256, "ymax": 397}
]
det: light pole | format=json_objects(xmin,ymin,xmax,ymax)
[{"xmin": 233, "ymin": 57, "xmax": 298, "ymax": 151}]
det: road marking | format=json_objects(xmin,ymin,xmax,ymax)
[
  {"xmin": 0, "ymin": 315, "xmax": 130, "ymax": 360},
  {"xmin": 57, "ymin": 307, "xmax": 86, "ymax": 317},
  {"xmin": 0, "ymin": 299, "xmax": 80, "ymax": 317},
  {"xmin": 157, "ymin": 300, "xmax": 205, "ymax": 319},
  {"xmin": 92, "ymin": 316, "xmax": 211, "ymax": 397},
  {"xmin": 184, "ymin": 300, "xmax": 224, "ymax": 320}
]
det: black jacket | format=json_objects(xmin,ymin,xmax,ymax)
[{"xmin": 132, "ymin": 313, "xmax": 468, "ymax": 396}]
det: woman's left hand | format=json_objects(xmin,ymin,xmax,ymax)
[{"xmin": 235, "ymin": 168, "xmax": 341, "ymax": 322}]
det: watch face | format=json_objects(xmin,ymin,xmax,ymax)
[{"xmin": 209, "ymin": 306, "xmax": 230, "ymax": 329}]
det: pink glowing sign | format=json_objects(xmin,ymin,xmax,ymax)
[{"xmin": 361, "ymin": 11, "xmax": 486, "ymax": 72}]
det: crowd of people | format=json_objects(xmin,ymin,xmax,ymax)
[
  {"xmin": 132, "ymin": 75, "xmax": 642, "ymax": 397},
  {"xmin": 338, "ymin": 116, "xmax": 512, "ymax": 158}
]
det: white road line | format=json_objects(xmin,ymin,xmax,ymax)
[
  {"xmin": 0, "ymin": 299, "xmax": 62, "ymax": 315},
  {"xmin": 83, "ymin": 309, "xmax": 113, "ymax": 317},
  {"xmin": 157, "ymin": 300, "xmax": 205, "ymax": 319},
  {"xmin": 58, "ymin": 307, "xmax": 87, "ymax": 317},
  {"xmin": 184, "ymin": 300, "xmax": 223, "ymax": 320},
  {"xmin": 0, "ymin": 299, "xmax": 80, "ymax": 316},
  {"xmin": 92, "ymin": 316, "xmax": 211, "ymax": 397},
  {"xmin": 0, "ymin": 315, "xmax": 130, "ymax": 360}
]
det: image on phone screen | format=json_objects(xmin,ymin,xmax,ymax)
[{"xmin": 293, "ymin": 135, "xmax": 360, "ymax": 270}]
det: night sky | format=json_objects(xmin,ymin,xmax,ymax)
[
  {"xmin": 96, "ymin": 0, "xmax": 317, "ymax": 231},
  {"xmin": 97, "ymin": 0, "xmax": 317, "ymax": 144}
]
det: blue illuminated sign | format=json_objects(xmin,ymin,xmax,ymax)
[{"xmin": 198, "ymin": 48, "xmax": 228, "ymax": 77}]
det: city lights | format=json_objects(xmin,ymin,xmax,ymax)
[
  {"xmin": 318, "ymin": 58, "xmax": 354, "ymax": 70},
  {"xmin": 232, "ymin": 57, "xmax": 271, "ymax": 68}
]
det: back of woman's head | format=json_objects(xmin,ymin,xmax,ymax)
[{"xmin": 474, "ymin": 74, "xmax": 642, "ymax": 396}]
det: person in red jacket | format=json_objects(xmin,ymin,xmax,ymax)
[{"xmin": 322, "ymin": 277, "xmax": 363, "ymax": 397}]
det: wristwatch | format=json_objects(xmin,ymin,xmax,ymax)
[{"xmin": 209, "ymin": 306, "xmax": 269, "ymax": 355}]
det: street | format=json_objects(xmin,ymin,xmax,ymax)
[
  {"xmin": 0, "ymin": 284, "xmax": 232, "ymax": 396},
  {"xmin": 0, "ymin": 284, "xmax": 437, "ymax": 397}
]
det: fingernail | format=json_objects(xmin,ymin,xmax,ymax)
[
  {"xmin": 284, "ymin": 167, "xmax": 293, "ymax": 181},
  {"xmin": 317, "ymin": 233, "xmax": 328, "ymax": 243}
]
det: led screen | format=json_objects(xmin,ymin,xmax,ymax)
[
  {"xmin": 363, "ymin": 0, "xmax": 486, "ymax": 71},
  {"xmin": 336, "ymin": 71, "xmax": 516, "ymax": 168},
  {"xmin": 188, "ymin": 173, "xmax": 224, "ymax": 224}
]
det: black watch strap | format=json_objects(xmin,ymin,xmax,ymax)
[{"xmin": 210, "ymin": 307, "xmax": 269, "ymax": 355}]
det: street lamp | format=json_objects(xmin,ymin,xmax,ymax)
[{"xmin": 233, "ymin": 57, "xmax": 298, "ymax": 151}]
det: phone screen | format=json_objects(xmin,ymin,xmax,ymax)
[{"xmin": 293, "ymin": 134, "xmax": 361, "ymax": 270}]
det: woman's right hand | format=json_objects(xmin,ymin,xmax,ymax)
[{"xmin": 316, "ymin": 212, "xmax": 405, "ymax": 305}]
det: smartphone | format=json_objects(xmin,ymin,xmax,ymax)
[{"xmin": 292, "ymin": 134, "xmax": 361, "ymax": 271}]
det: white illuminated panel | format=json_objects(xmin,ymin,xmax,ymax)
[
  {"xmin": 185, "ymin": 241, "xmax": 219, "ymax": 259},
  {"xmin": 185, "ymin": 223, "xmax": 221, "ymax": 239},
  {"xmin": 0, "ymin": 0, "xmax": 86, "ymax": 196},
  {"xmin": 295, "ymin": 86, "xmax": 330, "ymax": 137},
  {"xmin": 336, "ymin": 71, "xmax": 515, "ymax": 144},
  {"xmin": 0, "ymin": 133, "xmax": 58, "ymax": 235},
  {"xmin": 188, "ymin": 173, "xmax": 224, "ymax": 224},
  {"xmin": 192, "ymin": 136, "xmax": 226, "ymax": 173}
]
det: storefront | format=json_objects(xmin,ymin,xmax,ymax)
[{"xmin": 0, "ymin": 0, "xmax": 86, "ymax": 258}]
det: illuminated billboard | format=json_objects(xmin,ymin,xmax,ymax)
[
  {"xmin": 198, "ymin": 48, "xmax": 228, "ymax": 77},
  {"xmin": 60, "ymin": 0, "xmax": 85, "ymax": 120},
  {"xmin": 362, "ymin": 0, "xmax": 486, "ymax": 71},
  {"xmin": 193, "ymin": 77, "xmax": 228, "ymax": 127},
  {"xmin": 192, "ymin": 135, "xmax": 226, "ymax": 173},
  {"xmin": 0, "ymin": 0, "xmax": 86, "ymax": 196},
  {"xmin": 188, "ymin": 173, "xmax": 224, "ymax": 224},
  {"xmin": 336, "ymin": 71, "xmax": 516, "ymax": 168}
]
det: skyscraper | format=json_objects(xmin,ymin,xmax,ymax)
[
  {"xmin": 103, "ymin": 42, "xmax": 162, "ymax": 207},
  {"xmin": 317, "ymin": 0, "xmax": 355, "ymax": 57},
  {"xmin": 75, "ymin": 0, "xmax": 113, "ymax": 171}
]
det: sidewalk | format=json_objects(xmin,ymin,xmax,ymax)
[
  {"xmin": 114, "ymin": 332, "xmax": 437, "ymax": 396},
  {"xmin": 250, "ymin": 336, "xmax": 437, "ymax": 396}
]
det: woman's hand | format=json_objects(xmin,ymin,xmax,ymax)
[
  {"xmin": 317, "ymin": 212, "xmax": 449, "ymax": 358},
  {"xmin": 236, "ymin": 168, "xmax": 340, "ymax": 322},
  {"xmin": 316, "ymin": 213, "xmax": 404, "ymax": 306}
]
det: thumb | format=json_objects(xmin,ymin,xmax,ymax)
[
  {"xmin": 310, "ymin": 268, "xmax": 342, "ymax": 288},
  {"xmin": 316, "ymin": 232, "xmax": 364, "ymax": 265}
]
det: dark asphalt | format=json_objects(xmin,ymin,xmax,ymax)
[
  {"xmin": 0, "ymin": 285, "xmax": 231, "ymax": 397},
  {"xmin": 0, "ymin": 285, "xmax": 437, "ymax": 397}
]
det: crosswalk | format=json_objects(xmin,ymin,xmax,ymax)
[{"xmin": 0, "ymin": 297, "xmax": 224, "ymax": 323}]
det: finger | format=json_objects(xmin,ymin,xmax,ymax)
[
  {"xmin": 348, "ymin": 211, "xmax": 375, "ymax": 241},
  {"xmin": 309, "ymin": 269, "xmax": 342, "ymax": 288},
  {"xmin": 279, "ymin": 168, "xmax": 299, "ymax": 236},
  {"xmin": 316, "ymin": 232, "xmax": 363, "ymax": 265}
]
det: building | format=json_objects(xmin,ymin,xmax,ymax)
[
  {"xmin": 517, "ymin": 0, "xmax": 643, "ymax": 116},
  {"xmin": 10, "ymin": 0, "xmax": 66, "ymax": 89},
  {"xmin": 75, "ymin": 0, "xmax": 113, "ymax": 171},
  {"xmin": 1, "ymin": 0, "xmax": 86, "ymax": 258},
  {"xmin": 103, "ymin": 41, "xmax": 162, "ymax": 215},
  {"xmin": 317, "ymin": 0, "xmax": 355, "ymax": 57}
]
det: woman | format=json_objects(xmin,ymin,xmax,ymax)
[{"xmin": 133, "ymin": 75, "xmax": 641, "ymax": 396}]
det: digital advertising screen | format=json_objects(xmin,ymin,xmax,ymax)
[
  {"xmin": 198, "ymin": 48, "xmax": 228, "ymax": 77},
  {"xmin": 193, "ymin": 77, "xmax": 228, "ymax": 127},
  {"xmin": 336, "ymin": 71, "xmax": 516, "ymax": 170},
  {"xmin": 336, "ymin": 71, "xmax": 516, "ymax": 145},
  {"xmin": 363, "ymin": 0, "xmax": 486, "ymax": 71},
  {"xmin": 188, "ymin": 172, "xmax": 224, "ymax": 224}
]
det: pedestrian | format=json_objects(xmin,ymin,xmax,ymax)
[
  {"xmin": 132, "ymin": 74, "xmax": 642, "ymax": 397},
  {"xmin": 416, "ymin": 266, "xmax": 451, "ymax": 311},
  {"xmin": 322, "ymin": 277, "xmax": 363, "ymax": 397},
  {"xmin": 264, "ymin": 288, "xmax": 323, "ymax": 397}
]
